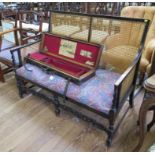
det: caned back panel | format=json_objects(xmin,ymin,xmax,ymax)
[{"xmin": 50, "ymin": 12, "xmax": 146, "ymax": 48}]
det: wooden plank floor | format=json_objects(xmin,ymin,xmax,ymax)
[{"xmin": 0, "ymin": 75, "xmax": 154, "ymax": 152}]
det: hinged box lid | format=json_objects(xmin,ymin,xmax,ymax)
[{"xmin": 26, "ymin": 33, "xmax": 102, "ymax": 84}]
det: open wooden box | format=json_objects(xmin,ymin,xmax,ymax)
[{"xmin": 25, "ymin": 33, "xmax": 102, "ymax": 84}]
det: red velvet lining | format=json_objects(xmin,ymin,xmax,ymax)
[
  {"xmin": 29, "ymin": 52, "xmax": 89, "ymax": 77},
  {"xmin": 43, "ymin": 34, "xmax": 100, "ymax": 67},
  {"xmin": 29, "ymin": 34, "xmax": 100, "ymax": 77}
]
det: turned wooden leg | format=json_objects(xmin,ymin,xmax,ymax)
[
  {"xmin": 129, "ymin": 90, "xmax": 134, "ymax": 108},
  {"xmin": 106, "ymin": 110, "xmax": 115, "ymax": 147},
  {"xmin": 106, "ymin": 124, "xmax": 114, "ymax": 147},
  {"xmin": 16, "ymin": 77, "xmax": 25, "ymax": 98},
  {"xmin": 133, "ymin": 99, "xmax": 155, "ymax": 151},
  {"xmin": 0, "ymin": 65, "xmax": 5, "ymax": 82},
  {"xmin": 139, "ymin": 73, "xmax": 145, "ymax": 85},
  {"xmin": 53, "ymin": 95, "xmax": 60, "ymax": 116}
]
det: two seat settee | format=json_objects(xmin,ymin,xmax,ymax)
[{"xmin": 11, "ymin": 12, "xmax": 149, "ymax": 146}]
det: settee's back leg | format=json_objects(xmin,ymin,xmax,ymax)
[
  {"xmin": 139, "ymin": 73, "xmax": 145, "ymax": 85},
  {"xmin": 129, "ymin": 90, "xmax": 134, "ymax": 108},
  {"xmin": 53, "ymin": 95, "xmax": 60, "ymax": 116}
]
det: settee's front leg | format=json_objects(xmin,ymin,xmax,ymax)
[
  {"xmin": 53, "ymin": 95, "xmax": 60, "ymax": 116},
  {"xmin": 16, "ymin": 77, "xmax": 25, "ymax": 98},
  {"xmin": 106, "ymin": 125, "xmax": 114, "ymax": 147},
  {"xmin": 106, "ymin": 109, "xmax": 115, "ymax": 147}
]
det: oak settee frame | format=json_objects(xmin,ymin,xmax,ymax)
[{"xmin": 10, "ymin": 12, "xmax": 149, "ymax": 146}]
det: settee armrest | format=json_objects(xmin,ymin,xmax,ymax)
[
  {"xmin": 113, "ymin": 50, "xmax": 142, "ymax": 110},
  {"xmin": 10, "ymin": 39, "xmax": 41, "ymax": 68},
  {"xmin": 10, "ymin": 39, "xmax": 41, "ymax": 53}
]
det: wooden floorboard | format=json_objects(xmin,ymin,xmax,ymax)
[{"xmin": 0, "ymin": 74, "xmax": 155, "ymax": 151}]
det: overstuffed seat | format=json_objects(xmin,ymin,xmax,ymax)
[
  {"xmin": 16, "ymin": 63, "xmax": 120, "ymax": 114},
  {"xmin": 102, "ymin": 45, "xmax": 138, "ymax": 72},
  {"xmin": 101, "ymin": 6, "xmax": 155, "ymax": 79}
]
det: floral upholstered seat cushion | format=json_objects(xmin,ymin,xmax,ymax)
[
  {"xmin": 66, "ymin": 70, "xmax": 120, "ymax": 114},
  {"xmin": 16, "ymin": 64, "xmax": 121, "ymax": 114}
]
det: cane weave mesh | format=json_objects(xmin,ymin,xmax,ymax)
[
  {"xmin": 119, "ymin": 64, "xmax": 136, "ymax": 103},
  {"xmin": 51, "ymin": 13, "xmax": 90, "ymax": 38},
  {"xmin": 50, "ymin": 12, "xmax": 146, "ymax": 73}
]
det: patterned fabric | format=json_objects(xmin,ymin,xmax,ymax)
[{"xmin": 16, "ymin": 64, "xmax": 121, "ymax": 114}]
